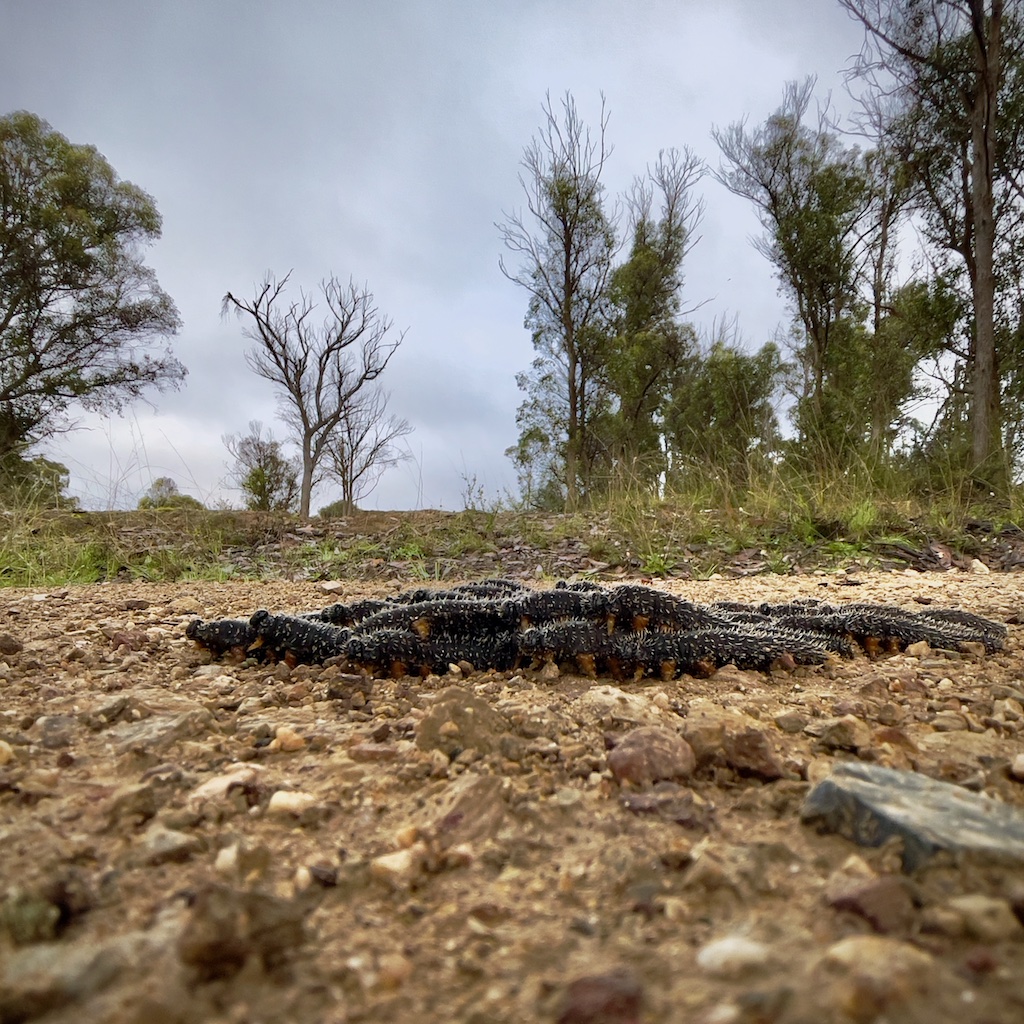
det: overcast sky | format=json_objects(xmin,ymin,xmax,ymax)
[{"xmin": 2, "ymin": 0, "xmax": 867, "ymax": 511}]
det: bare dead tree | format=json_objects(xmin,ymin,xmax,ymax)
[
  {"xmin": 223, "ymin": 273, "xmax": 406, "ymax": 517},
  {"xmin": 324, "ymin": 388, "xmax": 411, "ymax": 514}
]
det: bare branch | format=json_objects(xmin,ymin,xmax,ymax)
[{"xmin": 224, "ymin": 272, "xmax": 407, "ymax": 516}]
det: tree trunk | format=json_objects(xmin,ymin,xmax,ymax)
[
  {"xmin": 299, "ymin": 448, "xmax": 314, "ymax": 518},
  {"xmin": 968, "ymin": 0, "xmax": 1006, "ymax": 492}
]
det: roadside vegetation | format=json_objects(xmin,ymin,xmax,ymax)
[{"xmin": 1, "ymin": 456, "xmax": 1019, "ymax": 587}]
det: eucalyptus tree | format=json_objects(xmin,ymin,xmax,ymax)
[
  {"xmin": 223, "ymin": 420, "xmax": 300, "ymax": 512},
  {"xmin": 498, "ymin": 92, "xmax": 618, "ymax": 509},
  {"xmin": 595, "ymin": 148, "xmax": 705, "ymax": 489},
  {"xmin": 713, "ymin": 79, "xmax": 873, "ymax": 460},
  {"xmin": 841, "ymin": 0, "xmax": 1024, "ymax": 490},
  {"xmin": 663, "ymin": 322, "xmax": 787, "ymax": 485},
  {"xmin": 0, "ymin": 111, "xmax": 184, "ymax": 465}
]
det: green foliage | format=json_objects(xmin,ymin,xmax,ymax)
[
  {"xmin": 639, "ymin": 550, "xmax": 674, "ymax": 577},
  {"xmin": 224, "ymin": 421, "xmax": 299, "ymax": 512},
  {"xmin": 318, "ymin": 498, "xmax": 354, "ymax": 520},
  {"xmin": 714, "ymin": 79, "xmax": 873, "ymax": 467},
  {"xmin": 665, "ymin": 336, "xmax": 786, "ymax": 484},
  {"xmin": 0, "ymin": 453, "xmax": 78, "ymax": 511},
  {"xmin": 0, "ymin": 111, "xmax": 185, "ymax": 461},
  {"xmin": 137, "ymin": 477, "xmax": 205, "ymax": 511}
]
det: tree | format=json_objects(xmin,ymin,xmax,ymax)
[
  {"xmin": 0, "ymin": 111, "xmax": 184, "ymax": 461},
  {"xmin": 224, "ymin": 420, "xmax": 299, "ymax": 512},
  {"xmin": 137, "ymin": 477, "xmax": 204, "ymax": 510},
  {"xmin": 504, "ymin": 366, "xmax": 566, "ymax": 510},
  {"xmin": 323, "ymin": 387, "xmax": 411, "ymax": 515},
  {"xmin": 664, "ymin": 323, "xmax": 787, "ymax": 484},
  {"xmin": 223, "ymin": 273, "xmax": 406, "ymax": 517},
  {"xmin": 594, "ymin": 148, "xmax": 705, "ymax": 489},
  {"xmin": 0, "ymin": 452, "xmax": 78, "ymax": 510},
  {"xmin": 713, "ymin": 79, "xmax": 873, "ymax": 461},
  {"xmin": 841, "ymin": 0, "xmax": 1023, "ymax": 490},
  {"xmin": 498, "ymin": 92, "xmax": 617, "ymax": 508}
]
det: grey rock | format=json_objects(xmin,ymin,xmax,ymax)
[
  {"xmin": 32, "ymin": 714, "xmax": 77, "ymax": 749},
  {"xmin": 0, "ymin": 908, "xmax": 182, "ymax": 1022},
  {"xmin": 106, "ymin": 708, "xmax": 215, "ymax": 754},
  {"xmin": 135, "ymin": 824, "xmax": 203, "ymax": 865},
  {"xmin": 802, "ymin": 762, "xmax": 1024, "ymax": 871}
]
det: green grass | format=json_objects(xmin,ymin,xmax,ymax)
[{"xmin": 0, "ymin": 463, "xmax": 1020, "ymax": 586}]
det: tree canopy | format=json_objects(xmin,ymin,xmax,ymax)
[{"xmin": 0, "ymin": 111, "xmax": 185, "ymax": 462}]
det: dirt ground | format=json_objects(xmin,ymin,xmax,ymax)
[{"xmin": 1, "ymin": 567, "xmax": 1023, "ymax": 1024}]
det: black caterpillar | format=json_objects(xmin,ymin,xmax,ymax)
[{"xmin": 185, "ymin": 578, "xmax": 1007, "ymax": 681}]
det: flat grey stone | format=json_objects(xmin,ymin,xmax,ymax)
[
  {"xmin": 106, "ymin": 709, "xmax": 215, "ymax": 754},
  {"xmin": 801, "ymin": 762, "xmax": 1024, "ymax": 871}
]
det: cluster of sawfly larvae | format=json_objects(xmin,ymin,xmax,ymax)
[{"xmin": 184, "ymin": 578, "xmax": 1007, "ymax": 682}]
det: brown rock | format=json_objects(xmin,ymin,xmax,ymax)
[
  {"xmin": 177, "ymin": 883, "xmax": 306, "ymax": 980},
  {"xmin": 349, "ymin": 742, "xmax": 400, "ymax": 762},
  {"xmin": 774, "ymin": 710, "xmax": 809, "ymax": 734},
  {"xmin": 809, "ymin": 714, "xmax": 871, "ymax": 751},
  {"xmin": 0, "ymin": 634, "xmax": 23, "ymax": 656},
  {"xmin": 813, "ymin": 935, "xmax": 938, "ymax": 1022},
  {"xmin": 420, "ymin": 773, "xmax": 506, "ymax": 850},
  {"xmin": 556, "ymin": 966, "xmax": 643, "ymax": 1024},
  {"xmin": 721, "ymin": 727, "xmax": 786, "ymax": 780},
  {"xmin": 828, "ymin": 874, "xmax": 915, "ymax": 934},
  {"xmin": 621, "ymin": 782, "xmax": 715, "ymax": 831},
  {"xmin": 944, "ymin": 895, "xmax": 1024, "ymax": 942},
  {"xmin": 415, "ymin": 687, "xmax": 509, "ymax": 757},
  {"xmin": 607, "ymin": 726, "xmax": 695, "ymax": 786}
]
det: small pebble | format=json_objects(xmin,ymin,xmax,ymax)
[
  {"xmin": 944, "ymin": 895, "xmax": 1024, "ymax": 942},
  {"xmin": 266, "ymin": 790, "xmax": 317, "ymax": 816},
  {"xmin": 214, "ymin": 844, "xmax": 239, "ymax": 876},
  {"xmin": 268, "ymin": 726, "xmax": 306, "ymax": 752},
  {"xmin": 696, "ymin": 935, "xmax": 771, "ymax": 977},
  {"xmin": 370, "ymin": 847, "xmax": 422, "ymax": 888},
  {"xmin": 376, "ymin": 952, "xmax": 414, "ymax": 989}
]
